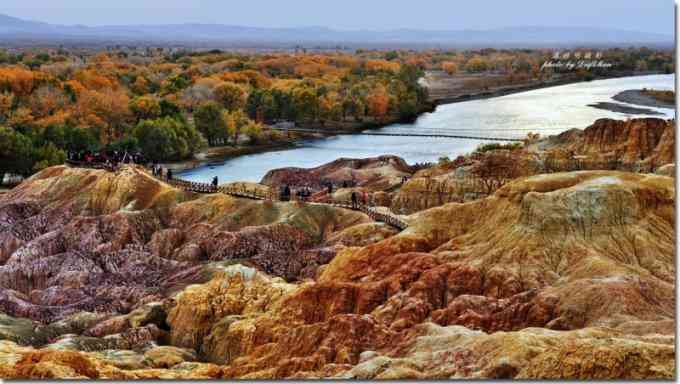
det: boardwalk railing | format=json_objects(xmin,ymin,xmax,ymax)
[
  {"xmin": 327, "ymin": 200, "xmax": 408, "ymax": 230},
  {"xmin": 165, "ymin": 178, "xmax": 218, "ymax": 194},
  {"xmin": 218, "ymin": 185, "xmax": 272, "ymax": 200}
]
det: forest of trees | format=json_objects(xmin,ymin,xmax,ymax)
[{"xmin": 0, "ymin": 46, "xmax": 673, "ymax": 181}]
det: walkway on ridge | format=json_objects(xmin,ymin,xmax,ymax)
[{"xmin": 64, "ymin": 161, "xmax": 409, "ymax": 231}]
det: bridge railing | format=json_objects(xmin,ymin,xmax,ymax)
[
  {"xmin": 165, "ymin": 178, "xmax": 218, "ymax": 194},
  {"xmin": 326, "ymin": 199, "xmax": 408, "ymax": 230},
  {"xmin": 218, "ymin": 185, "xmax": 271, "ymax": 200}
]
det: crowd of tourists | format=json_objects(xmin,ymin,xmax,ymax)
[{"xmin": 67, "ymin": 150, "xmax": 146, "ymax": 168}]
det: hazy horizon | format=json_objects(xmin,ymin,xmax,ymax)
[{"xmin": 0, "ymin": 0, "xmax": 673, "ymax": 34}]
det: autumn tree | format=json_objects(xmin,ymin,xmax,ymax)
[
  {"xmin": 0, "ymin": 92, "xmax": 14, "ymax": 123},
  {"xmin": 366, "ymin": 86, "xmax": 390, "ymax": 122},
  {"xmin": 214, "ymin": 82, "xmax": 246, "ymax": 112},
  {"xmin": 132, "ymin": 76, "xmax": 150, "ymax": 95},
  {"xmin": 441, "ymin": 61, "xmax": 458, "ymax": 75},
  {"xmin": 28, "ymin": 86, "xmax": 68, "ymax": 119},
  {"xmin": 319, "ymin": 92, "xmax": 341, "ymax": 123},
  {"xmin": 341, "ymin": 96, "xmax": 363, "ymax": 122},
  {"xmin": 75, "ymin": 88, "xmax": 132, "ymax": 143},
  {"xmin": 465, "ymin": 56, "xmax": 490, "ymax": 73},
  {"xmin": 0, "ymin": 67, "xmax": 37, "ymax": 98},
  {"xmin": 130, "ymin": 96, "xmax": 162, "ymax": 122},
  {"xmin": 293, "ymin": 86, "xmax": 318, "ymax": 122},
  {"xmin": 472, "ymin": 151, "xmax": 524, "ymax": 194},
  {"xmin": 180, "ymin": 83, "xmax": 214, "ymax": 112}
]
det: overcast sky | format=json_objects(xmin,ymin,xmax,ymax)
[{"xmin": 0, "ymin": 0, "xmax": 674, "ymax": 34}]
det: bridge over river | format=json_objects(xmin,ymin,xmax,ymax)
[{"xmin": 271, "ymin": 127, "xmax": 524, "ymax": 142}]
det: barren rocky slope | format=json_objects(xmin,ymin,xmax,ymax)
[
  {"xmin": 541, "ymin": 117, "xmax": 675, "ymax": 166},
  {"xmin": 389, "ymin": 117, "xmax": 675, "ymax": 214},
  {"xmin": 0, "ymin": 162, "xmax": 674, "ymax": 379}
]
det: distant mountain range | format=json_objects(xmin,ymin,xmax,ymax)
[{"xmin": 0, "ymin": 13, "xmax": 673, "ymax": 48}]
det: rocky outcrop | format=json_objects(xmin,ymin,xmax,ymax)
[
  {"xmin": 0, "ymin": 163, "xmax": 674, "ymax": 379},
  {"xmin": 549, "ymin": 118, "xmax": 675, "ymax": 165},
  {"xmin": 160, "ymin": 171, "xmax": 675, "ymax": 379},
  {"xmin": 337, "ymin": 324, "xmax": 674, "ymax": 379},
  {"xmin": 0, "ymin": 164, "xmax": 378, "ymax": 327},
  {"xmin": 261, "ymin": 156, "xmax": 413, "ymax": 191}
]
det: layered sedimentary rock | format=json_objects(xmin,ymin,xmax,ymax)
[
  {"xmin": 0, "ymin": 165, "xmax": 376, "ymax": 325},
  {"xmin": 0, "ymin": 162, "xmax": 674, "ymax": 379},
  {"xmin": 548, "ymin": 118, "xmax": 675, "ymax": 165},
  {"xmin": 261, "ymin": 155, "xmax": 413, "ymax": 191},
  {"xmin": 167, "ymin": 171, "xmax": 673, "ymax": 379}
]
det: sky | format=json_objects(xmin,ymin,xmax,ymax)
[{"xmin": 0, "ymin": 0, "xmax": 674, "ymax": 34}]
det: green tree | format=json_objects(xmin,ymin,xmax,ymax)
[
  {"xmin": 159, "ymin": 99, "xmax": 182, "ymax": 119},
  {"xmin": 246, "ymin": 88, "xmax": 281, "ymax": 123},
  {"xmin": 32, "ymin": 143, "xmax": 66, "ymax": 172},
  {"xmin": 130, "ymin": 96, "xmax": 162, "ymax": 122},
  {"xmin": 293, "ymin": 86, "xmax": 318, "ymax": 122},
  {"xmin": 63, "ymin": 126, "xmax": 100, "ymax": 152},
  {"xmin": 133, "ymin": 117, "xmax": 205, "ymax": 161},
  {"xmin": 242, "ymin": 120, "xmax": 263, "ymax": 144},
  {"xmin": 0, "ymin": 126, "xmax": 33, "ymax": 179},
  {"xmin": 194, "ymin": 101, "xmax": 226, "ymax": 146},
  {"xmin": 161, "ymin": 73, "xmax": 190, "ymax": 95}
]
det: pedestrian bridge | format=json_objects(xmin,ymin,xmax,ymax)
[{"xmin": 270, "ymin": 127, "xmax": 524, "ymax": 142}]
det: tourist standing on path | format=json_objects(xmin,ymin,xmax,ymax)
[
  {"xmin": 282, "ymin": 185, "xmax": 291, "ymax": 201},
  {"xmin": 167, "ymin": 169, "xmax": 173, "ymax": 181},
  {"xmin": 351, "ymin": 191, "xmax": 358, "ymax": 209},
  {"xmin": 212, "ymin": 176, "xmax": 218, "ymax": 188}
]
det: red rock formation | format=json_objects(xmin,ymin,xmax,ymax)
[
  {"xmin": 261, "ymin": 155, "xmax": 413, "ymax": 190},
  {"xmin": 0, "ymin": 163, "xmax": 674, "ymax": 380},
  {"xmin": 555, "ymin": 118, "xmax": 675, "ymax": 165}
]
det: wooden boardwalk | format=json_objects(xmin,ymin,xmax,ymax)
[
  {"xmin": 157, "ymin": 172, "xmax": 409, "ymax": 230},
  {"xmin": 64, "ymin": 161, "xmax": 410, "ymax": 230}
]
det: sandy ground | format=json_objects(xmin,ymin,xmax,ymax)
[
  {"xmin": 587, "ymin": 102, "xmax": 664, "ymax": 115},
  {"xmin": 612, "ymin": 89, "xmax": 675, "ymax": 109},
  {"xmin": 424, "ymin": 70, "xmax": 668, "ymax": 106}
]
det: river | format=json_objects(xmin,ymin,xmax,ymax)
[{"xmin": 180, "ymin": 74, "xmax": 675, "ymax": 183}]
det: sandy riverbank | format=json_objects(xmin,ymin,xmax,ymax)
[
  {"xmin": 612, "ymin": 89, "xmax": 675, "ymax": 109},
  {"xmin": 425, "ymin": 70, "xmax": 667, "ymax": 106},
  {"xmin": 587, "ymin": 102, "xmax": 665, "ymax": 115}
]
